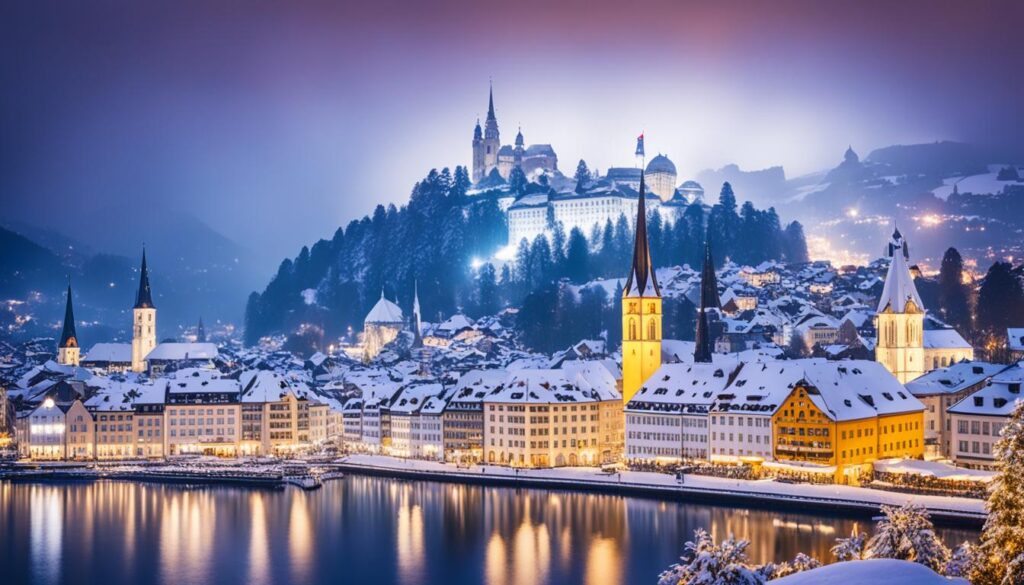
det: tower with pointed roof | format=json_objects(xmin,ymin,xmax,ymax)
[
  {"xmin": 694, "ymin": 239, "xmax": 721, "ymax": 363},
  {"xmin": 875, "ymin": 228, "xmax": 925, "ymax": 383},
  {"xmin": 411, "ymin": 281, "xmax": 423, "ymax": 349},
  {"xmin": 131, "ymin": 248, "xmax": 157, "ymax": 373},
  {"xmin": 472, "ymin": 84, "xmax": 501, "ymax": 183},
  {"xmin": 196, "ymin": 317, "xmax": 206, "ymax": 343},
  {"xmin": 621, "ymin": 173, "xmax": 662, "ymax": 404},
  {"xmin": 57, "ymin": 284, "xmax": 80, "ymax": 366}
]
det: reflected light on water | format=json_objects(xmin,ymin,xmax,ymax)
[
  {"xmin": 30, "ymin": 486, "xmax": 63, "ymax": 585},
  {"xmin": 585, "ymin": 538, "xmax": 622, "ymax": 585},
  {"xmin": 289, "ymin": 491, "xmax": 314, "ymax": 582},
  {"xmin": 396, "ymin": 491, "xmax": 425, "ymax": 585},
  {"xmin": 249, "ymin": 492, "xmax": 270, "ymax": 585},
  {"xmin": 484, "ymin": 533, "xmax": 507, "ymax": 585}
]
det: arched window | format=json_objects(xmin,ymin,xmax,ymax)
[
  {"xmin": 629, "ymin": 320, "xmax": 638, "ymax": 341},
  {"xmin": 648, "ymin": 319, "xmax": 656, "ymax": 340}
]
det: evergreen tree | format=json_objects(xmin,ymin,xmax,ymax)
[
  {"xmin": 550, "ymin": 222, "xmax": 567, "ymax": 272},
  {"xmin": 866, "ymin": 503, "xmax": 950, "ymax": 573},
  {"xmin": 683, "ymin": 202, "xmax": 705, "ymax": 268},
  {"xmin": 786, "ymin": 332, "xmax": 808, "ymax": 358},
  {"xmin": 783, "ymin": 221, "xmax": 810, "ymax": 264},
  {"xmin": 658, "ymin": 529, "xmax": 764, "ymax": 585},
  {"xmin": 474, "ymin": 263, "xmax": 499, "ymax": 318},
  {"xmin": 977, "ymin": 261, "xmax": 1024, "ymax": 354},
  {"xmin": 944, "ymin": 542, "xmax": 978, "ymax": 579},
  {"xmin": 831, "ymin": 525, "xmax": 867, "ymax": 561},
  {"xmin": 574, "ymin": 159, "xmax": 590, "ymax": 193},
  {"xmin": 938, "ymin": 247, "xmax": 971, "ymax": 333},
  {"xmin": 243, "ymin": 292, "xmax": 263, "ymax": 346},
  {"xmin": 648, "ymin": 208, "xmax": 665, "ymax": 267},
  {"xmin": 508, "ymin": 166, "xmax": 528, "ymax": 195},
  {"xmin": 972, "ymin": 401, "xmax": 1024, "ymax": 585},
  {"xmin": 565, "ymin": 227, "xmax": 590, "ymax": 283},
  {"xmin": 529, "ymin": 236, "xmax": 554, "ymax": 288},
  {"xmin": 514, "ymin": 238, "xmax": 532, "ymax": 284}
]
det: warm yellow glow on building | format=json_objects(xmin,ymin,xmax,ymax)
[{"xmin": 622, "ymin": 296, "xmax": 661, "ymax": 405}]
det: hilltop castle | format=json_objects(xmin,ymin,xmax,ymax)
[{"xmin": 471, "ymin": 85, "xmax": 558, "ymax": 183}]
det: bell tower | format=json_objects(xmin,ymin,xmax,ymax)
[
  {"xmin": 621, "ymin": 172, "xmax": 662, "ymax": 404},
  {"xmin": 57, "ymin": 283, "xmax": 80, "ymax": 366},
  {"xmin": 875, "ymin": 229, "xmax": 925, "ymax": 383},
  {"xmin": 131, "ymin": 248, "xmax": 157, "ymax": 373}
]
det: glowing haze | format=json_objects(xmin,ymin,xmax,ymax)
[{"xmin": 2, "ymin": 0, "xmax": 1022, "ymax": 271}]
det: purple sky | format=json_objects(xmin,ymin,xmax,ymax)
[{"xmin": 2, "ymin": 0, "xmax": 1022, "ymax": 270}]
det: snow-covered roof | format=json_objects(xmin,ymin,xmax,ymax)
[
  {"xmin": 145, "ymin": 342, "xmax": 218, "ymax": 361},
  {"xmin": 1007, "ymin": 328, "xmax": 1024, "ymax": 351},
  {"xmin": 451, "ymin": 369, "xmax": 507, "ymax": 402},
  {"xmin": 82, "ymin": 343, "xmax": 132, "ymax": 363},
  {"xmin": 437, "ymin": 314, "xmax": 474, "ymax": 332},
  {"xmin": 240, "ymin": 370, "xmax": 310, "ymax": 403},
  {"xmin": 922, "ymin": 328, "xmax": 971, "ymax": 350},
  {"xmin": 711, "ymin": 361, "xmax": 804, "ymax": 416},
  {"xmin": 905, "ymin": 361, "xmax": 1006, "ymax": 397},
  {"xmin": 799, "ymin": 359, "xmax": 924, "ymax": 421},
  {"xmin": 772, "ymin": 559, "xmax": 967, "ymax": 585},
  {"xmin": 85, "ymin": 378, "xmax": 168, "ymax": 411},
  {"xmin": 390, "ymin": 382, "xmax": 446, "ymax": 415},
  {"xmin": 948, "ymin": 363, "xmax": 1024, "ymax": 417},
  {"xmin": 877, "ymin": 232, "xmax": 924, "ymax": 313},
  {"xmin": 365, "ymin": 293, "xmax": 404, "ymax": 324},
  {"xmin": 166, "ymin": 368, "xmax": 240, "ymax": 395},
  {"xmin": 627, "ymin": 362, "xmax": 739, "ymax": 414},
  {"xmin": 485, "ymin": 369, "xmax": 615, "ymax": 404}
]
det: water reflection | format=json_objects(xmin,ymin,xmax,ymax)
[{"xmin": 0, "ymin": 478, "xmax": 980, "ymax": 585}]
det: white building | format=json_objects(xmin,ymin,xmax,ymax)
[
  {"xmin": 625, "ymin": 362, "xmax": 737, "ymax": 464},
  {"xmin": 948, "ymin": 363, "xmax": 1023, "ymax": 468},
  {"xmin": 708, "ymin": 361, "xmax": 799, "ymax": 463}
]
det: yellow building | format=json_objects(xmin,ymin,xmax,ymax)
[
  {"xmin": 622, "ymin": 173, "xmax": 662, "ymax": 404},
  {"xmin": 772, "ymin": 360, "xmax": 925, "ymax": 483}
]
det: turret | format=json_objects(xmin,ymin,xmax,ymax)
[
  {"xmin": 57, "ymin": 284, "xmax": 80, "ymax": 366},
  {"xmin": 635, "ymin": 132, "xmax": 645, "ymax": 168}
]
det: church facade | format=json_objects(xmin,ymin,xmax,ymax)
[{"xmin": 471, "ymin": 86, "xmax": 558, "ymax": 183}]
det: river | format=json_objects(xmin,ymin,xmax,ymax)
[{"xmin": 0, "ymin": 476, "xmax": 978, "ymax": 585}]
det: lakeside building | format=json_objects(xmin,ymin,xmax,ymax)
[
  {"xmin": 905, "ymin": 361, "xmax": 1006, "ymax": 457},
  {"xmin": 482, "ymin": 368, "xmax": 622, "ymax": 467},
  {"xmin": 165, "ymin": 369, "xmax": 241, "ymax": 457},
  {"xmin": 948, "ymin": 362, "xmax": 1024, "ymax": 469},
  {"xmin": 239, "ymin": 370, "xmax": 313, "ymax": 456},
  {"xmin": 26, "ymin": 396, "xmax": 92, "ymax": 461},
  {"xmin": 442, "ymin": 369, "xmax": 501, "ymax": 463}
]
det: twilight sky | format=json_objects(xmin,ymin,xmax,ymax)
[{"xmin": 2, "ymin": 0, "xmax": 1022, "ymax": 272}]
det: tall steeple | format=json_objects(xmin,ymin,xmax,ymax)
[
  {"xmin": 693, "ymin": 239, "xmax": 720, "ymax": 363},
  {"xmin": 57, "ymin": 283, "xmax": 81, "ymax": 367},
  {"xmin": 411, "ymin": 281, "xmax": 423, "ymax": 349},
  {"xmin": 131, "ymin": 247, "xmax": 157, "ymax": 373},
  {"xmin": 196, "ymin": 316, "xmax": 206, "ymax": 343},
  {"xmin": 623, "ymin": 173, "xmax": 660, "ymax": 298},
  {"xmin": 621, "ymin": 172, "xmax": 662, "ymax": 405},
  {"xmin": 875, "ymin": 228, "xmax": 925, "ymax": 383},
  {"xmin": 484, "ymin": 81, "xmax": 499, "ymax": 139},
  {"xmin": 59, "ymin": 284, "xmax": 78, "ymax": 349},
  {"xmin": 135, "ymin": 247, "xmax": 155, "ymax": 309}
]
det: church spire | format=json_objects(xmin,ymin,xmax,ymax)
[
  {"xmin": 878, "ymin": 228, "xmax": 923, "ymax": 313},
  {"xmin": 487, "ymin": 82, "xmax": 496, "ymax": 121},
  {"xmin": 411, "ymin": 281, "xmax": 423, "ymax": 348},
  {"xmin": 134, "ymin": 247, "xmax": 155, "ymax": 309},
  {"xmin": 623, "ymin": 172, "xmax": 660, "ymax": 298},
  {"xmin": 59, "ymin": 283, "xmax": 78, "ymax": 349},
  {"xmin": 484, "ymin": 81, "xmax": 499, "ymax": 140},
  {"xmin": 196, "ymin": 316, "xmax": 206, "ymax": 343},
  {"xmin": 694, "ymin": 239, "xmax": 720, "ymax": 363}
]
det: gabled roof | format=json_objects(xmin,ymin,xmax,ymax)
[
  {"xmin": 145, "ymin": 342, "xmax": 218, "ymax": 361},
  {"xmin": 905, "ymin": 361, "xmax": 1006, "ymax": 397},
  {"xmin": 82, "ymin": 343, "xmax": 132, "ymax": 364},
  {"xmin": 365, "ymin": 292, "xmax": 404, "ymax": 324},
  {"xmin": 948, "ymin": 363, "xmax": 1024, "ymax": 417}
]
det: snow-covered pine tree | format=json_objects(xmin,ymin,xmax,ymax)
[
  {"xmin": 972, "ymin": 401, "xmax": 1024, "ymax": 585},
  {"xmin": 944, "ymin": 542, "xmax": 977, "ymax": 579},
  {"xmin": 658, "ymin": 529, "xmax": 764, "ymax": 585},
  {"xmin": 866, "ymin": 503, "xmax": 950, "ymax": 573},
  {"xmin": 831, "ymin": 524, "xmax": 867, "ymax": 561}
]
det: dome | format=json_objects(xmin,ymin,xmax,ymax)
[
  {"xmin": 645, "ymin": 154, "xmax": 677, "ymax": 175},
  {"xmin": 679, "ymin": 180, "xmax": 702, "ymax": 190}
]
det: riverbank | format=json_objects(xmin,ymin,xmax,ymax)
[
  {"xmin": 0, "ymin": 461, "xmax": 329, "ymax": 490},
  {"xmin": 337, "ymin": 454, "xmax": 987, "ymax": 528}
]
